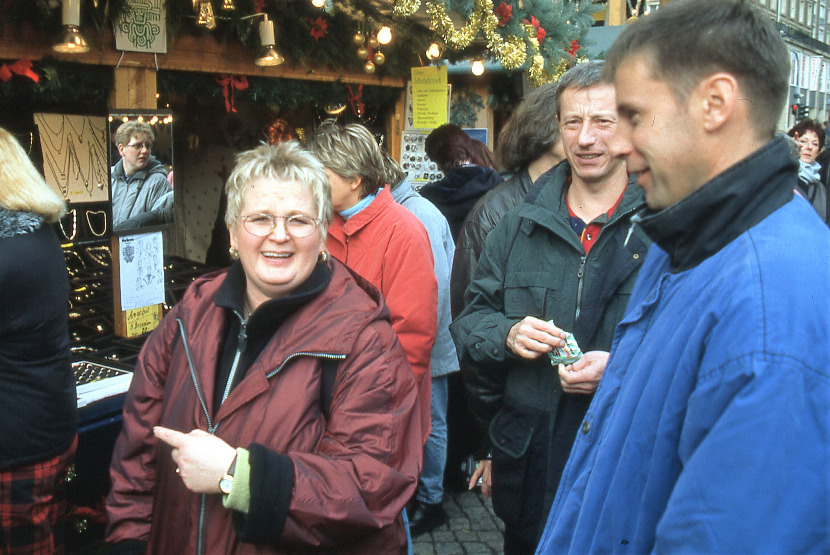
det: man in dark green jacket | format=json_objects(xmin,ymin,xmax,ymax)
[{"xmin": 450, "ymin": 61, "xmax": 650, "ymax": 555}]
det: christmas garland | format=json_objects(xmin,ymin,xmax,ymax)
[
  {"xmin": 5, "ymin": 0, "xmax": 593, "ymax": 86},
  {"xmin": 421, "ymin": 0, "xmax": 596, "ymax": 84}
]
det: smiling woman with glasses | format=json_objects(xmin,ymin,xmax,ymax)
[{"xmin": 106, "ymin": 140, "xmax": 423, "ymax": 554}]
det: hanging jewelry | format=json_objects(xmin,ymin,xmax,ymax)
[
  {"xmin": 58, "ymin": 209, "xmax": 77, "ymax": 241},
  {"xmin": 84, "ymin": 245, "xmax": 111, "ymax": 267},
  {"xmin": 85, "ymin": 210, "xmax": 107, "ymax": 237},
  {"xmin": 229, "ymin": 246, "xmax": 239, "ymax": 259}
]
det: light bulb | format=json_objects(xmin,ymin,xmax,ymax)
[
  {"xmin": 377, "ymin": 26, "xmax": 392, "ymax": 44},
  {"xmin": 471, "ymin": 59, "xmax": 485, "ymax": 76},
  {"xmin": 426, "ymin": 42, "xmax": 442, "ymax": 60},
  {"xmin": 312, "ymin": 0, "xmax": 326, "ymax": 8}
]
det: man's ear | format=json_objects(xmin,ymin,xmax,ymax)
[
  {"xmin": 697, "ymin": 72, "xmax": 740, "ymax": 132},
  {"xmin": 350, "ymin": 176, "xmax": 363, "ymax": 193}
]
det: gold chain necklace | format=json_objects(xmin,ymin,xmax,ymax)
[
  {"xmin": 58, "ymin": 209, "xmax": 77, "ymax": 241},
  {"xmin": 85, "ymin": 210, "xmax": 107, "ymax": 237}
]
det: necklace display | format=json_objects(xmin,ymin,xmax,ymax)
[
  {"xmin": 59, "ymin": 209, "xmax": 77, "ymax": 241},
  {"xmin": 85, "ymin": 210, "xmax": 107, "ymax": 237},
  {"xmin": 85, "ymin": 245, "xmax": 111, "ymax": 267},
  {"xmin": 63, "ymin": 248, "xmax": 86, "ymax": 277}
]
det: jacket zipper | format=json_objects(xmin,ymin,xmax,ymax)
[
  {"xmin": 176, "ymin": 318, "xmax": 345, "ymax": 554},
  {"xmin": 573, "ymin": 199, "xmax": 644, "ymax": 319},
  {"xmin": 176, "ymin": 319, "xmax": 212, "ymax": 555},
  {"xmin": 575, "ymin": 256, "xmax": 587, "ymax": 320},
  {"xmin": 221, "ymin": 315, "xmax": 248, "ymax": 404}
]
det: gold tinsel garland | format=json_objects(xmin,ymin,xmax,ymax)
[
  {"xmin": 393, "ymin": 0, "xmax": 422, "ymax": 17},
  {"xmin": 422, "ymin": 0, "xmax": 577, "ymax": 83},
  {"xmin": 426, "ymin": 0, "xmax": 483, "ymax": 49}
]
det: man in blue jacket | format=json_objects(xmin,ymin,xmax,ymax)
[{"xmin": 537, "ymin": 1, "xmax": 830, "ymax": 552}]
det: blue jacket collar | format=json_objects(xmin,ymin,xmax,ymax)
[{"xmin": 634, "ymin": 136, "xmax": 797, "ymax": 273}]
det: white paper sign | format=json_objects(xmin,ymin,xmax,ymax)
[{"xmin": 119, "ymin": 232, "xmax": 165, "ymax": 311}]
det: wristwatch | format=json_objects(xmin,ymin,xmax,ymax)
[{"xmin": 219, "ymin": 453, "xmax": 238, "ymax": 495}]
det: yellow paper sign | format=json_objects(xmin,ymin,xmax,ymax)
[
  {"xmin": 411, "ymin": 66, "xmax": 448, "ymax": 129},
  {"xmin": 125, "ymin": 305, "xmax": 161, "ymax": 338}
]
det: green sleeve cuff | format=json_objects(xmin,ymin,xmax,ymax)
[{"xmin": 222, "ymin": 447, "xmax": 250, "ymax": 514}]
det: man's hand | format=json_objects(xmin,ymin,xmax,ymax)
[
  {"xmin": 468, "ymin": 459, "xmax": 492, "ymax": 499},
  {"xmin": 154, "ymin": 427, "xmax": 236, "ymax": 494},
  {"xmin": 558, "ymin": 350, "xmax": 610, "ymax": 394},
  {"xmin": 506, "ymin": 317, "xmax": 567, "ymax": 359}
]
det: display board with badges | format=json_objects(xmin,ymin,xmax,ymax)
[{"xmin": 400, "ymin": 129, "xmax": 443, "ymax": 189}]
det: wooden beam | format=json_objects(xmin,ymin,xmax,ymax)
[
  {"xmin": 0, "ymin": 24, "xmax": 405, "ymax": 88},
  {"xmin": 607, "ymin": 0, "xmax": 628, "ymax": 25}
]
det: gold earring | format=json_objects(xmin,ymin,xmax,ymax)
[
  {"xmin": 318, "ymin": 251, "xmax": 329, "ymax": 262},
  {"xmin": 229, "ymin": 246, "xmax": 239, "ymax": 259}
]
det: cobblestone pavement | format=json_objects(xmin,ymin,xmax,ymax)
[{"xmin": 412, "ymin": 488, "xmax": 505, "ymax": 555}]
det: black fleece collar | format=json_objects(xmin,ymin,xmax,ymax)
[
  {"xmin": 214, "ymin": 260, "xmax": 332, "ymax": 327},
  {"xmin": 633, "ymin": 136, "xmax": 797, "ymax": 273}
]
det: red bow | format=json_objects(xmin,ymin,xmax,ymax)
[
  {"xmin": 347, "ymin": 84, "xmax": 364, "ymax": 117},
  {"xmin": 523, "ymin": 16, "xmax": 546, "ymax": 46},
  {"xmin": 215, "ymin": 74, "xmax": 249, "ymax": 113},
  {"xmin": 0, "ymin": 58, "xmax": 39, "ymax": 83}
]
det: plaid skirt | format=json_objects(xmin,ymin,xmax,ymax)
[{"xmin": 0, "ymin": 437, "xmax": 78, "ymax": 554}]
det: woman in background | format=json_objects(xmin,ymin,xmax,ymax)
[
  {"xmin": 0, "ymin": 127, "xmax": 77, "ymax": 554},
  {"xmin": 788, "ymin": 118, "xmax": 828, "ymax": 223},
  {"xmin": 305, "ymin": 122, "xmax": 438, "ymax": 446},
  {"xmin": 421, "ymin": 124, "xmax": 503, "ymax": 241}
]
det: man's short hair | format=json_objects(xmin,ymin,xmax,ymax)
[
  {"xmin": 115, "ymin": 121, "xmax": 154, "ymax": 148},
  {"xmin": 604, "ymin": 0, "xmax": 789, "ymax": 138},
  {"xmin": 554, "ymin": 61, "xmax": 606, "ymax": 119}
]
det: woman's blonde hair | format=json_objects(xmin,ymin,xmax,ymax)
[
  {"xmin": 0, "ymin": 127, "xmax": 65, "ymax": 222},
  {"xmin": 304, "ymin": 122, "xmax": 386, "ymax": 198},
  {"xmin": 224, "ymin": 140, "xmax": 333, "ymax": 238}
]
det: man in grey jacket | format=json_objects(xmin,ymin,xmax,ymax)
[
  {"xmin": 450, "ymin": 61, "xmax": 650, "ymax": 555},
  {"xmin": 111, "ymin": 121, "xmax": 174, "ymax": 231}
]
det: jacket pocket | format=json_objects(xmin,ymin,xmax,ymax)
[
  {"xmin": 489, "ymin": 403, "xmax": 549, "ymax": 542},
  {"xmin": 503, "ymin": 271, "xmax": 562, "ymax": 319}
]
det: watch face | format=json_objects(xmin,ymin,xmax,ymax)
[{"xmin": 219, "ymin": 476, "xmax": 233, "ymax": 494}]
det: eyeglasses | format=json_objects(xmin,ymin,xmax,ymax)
[
  {"xmin": 238, "ymin": 213, "xmax": 320, "ymax": 238},
  {"xmin": 125, "ymin": 142, "xmax": 153, "ymax": 150}
]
